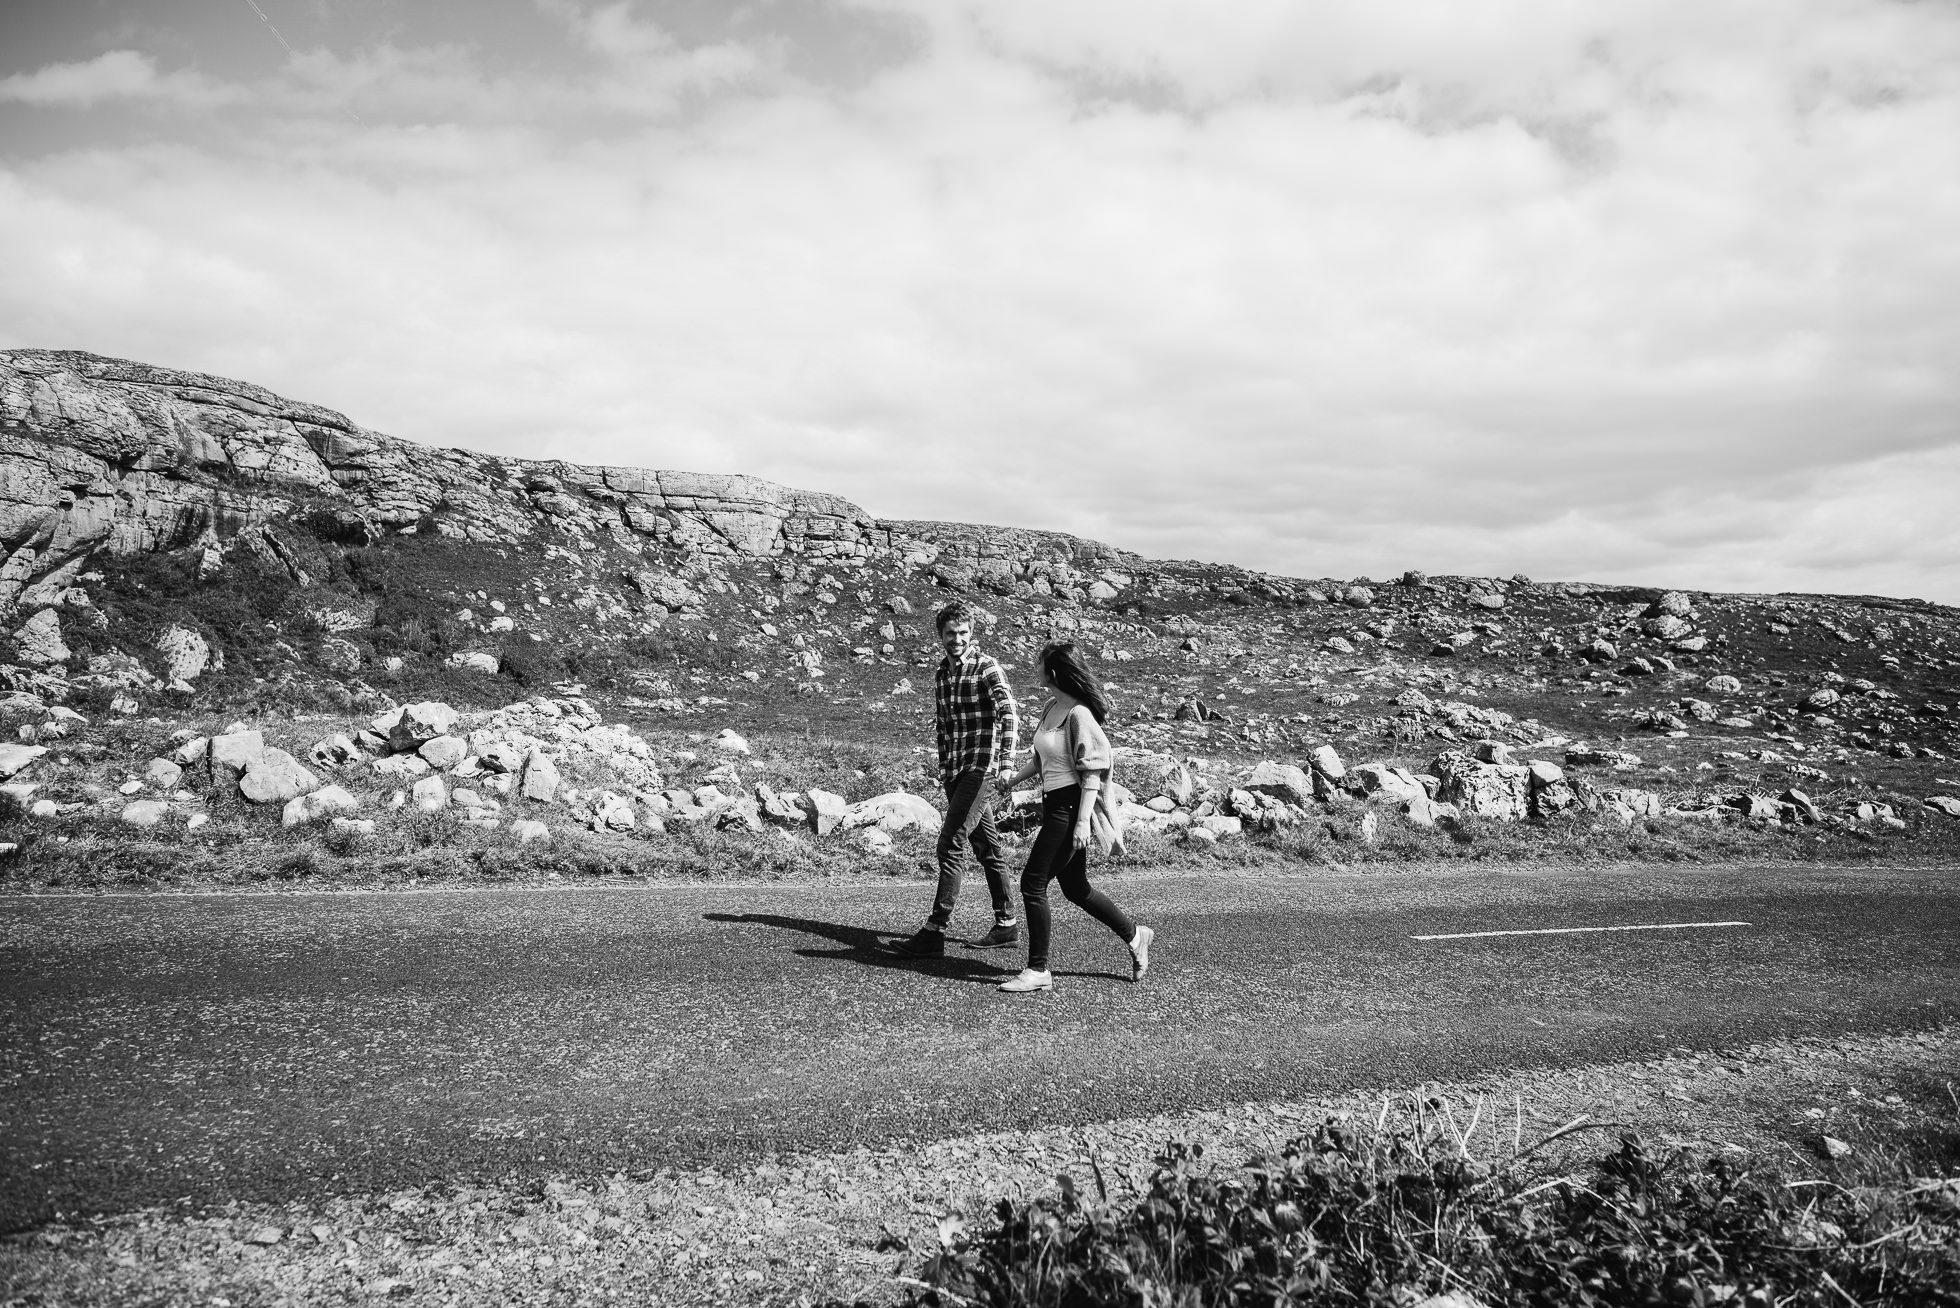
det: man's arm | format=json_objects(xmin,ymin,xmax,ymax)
[
  {"xmin": 981, "ymin": 658, "xmax": 1020, "ymax": 761},
  {"xmin": 933, "ymin": 667, "xmax": 954, "ymax": 777}
]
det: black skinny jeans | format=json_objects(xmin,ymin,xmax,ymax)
[{"xmin": 1021, "ymin": 784, "xmax": 1135, "ymax": 972}]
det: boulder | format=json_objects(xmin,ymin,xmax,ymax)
[
  {"xmin": 446, "ymin": 651, "xmax": 500, "ymax": 675},
  {"xmin": 171, "ymin": 736, "xmax": 210, "ymax": 767},
  {"xmin": 593, "ymin": 790, "xmax": 636, "ymax": 831},
  {"xmin": 412, "ymin": 776, "xmax": 449, "ymax": 812},
  {"xmin": 239, "ymin": 749, "xmax": 319, "ymax": 804},
  {"xmin": 715, "ymin": 728, "xmax": 751, "ymax": 755},
  {"xmin": 208, "ymin": 729, "xmax": 268, "ymax": 784},
  {"xmin": 1342, "ymin": 587, "xmax": 1375, "ymax": 609},
  {"xmin": 1308, "ymin": 745, "xmax": 1346, "ymax": 794},
  {"xmin": 11, "ymin": 609, "xmax": 68, "ymax": 666},
  {"xmin": 119, "ymin": 800, "xmax": 169, "ymax": 827},
  {"xmin": 156, "ymin": 626, "xmax": 209, "ymax": 681},
  {"xmin": 1401, "ymin": 795, "xmax": 1460, "ymax": 828},
  {"xmin": 419, "ymin": 735, "xmax": 467, "ymax": 769},
  {"xmin": 1581, "ymin": 639, "xmax": 1618, "ymax": 663},
  {"xmin": 1125, "ymin": 754, "xmax": 1195, "ymax": 806},
  {"xmin": 1704, "ymin": 674, "xmax": 1741, "ymax": 695},
  {"xmin": 1470, "ymin": 591, "xmax": 1505, "ymax": 610},
  {"xmin": 1781, "ymin": 788, "xmax": 1823, "ymax": 824},
  {"xmin": 318, "ymin": 638, "xmax": 362, "ymax": 673},
  {"xmin": 511, "ymin": 819, "xmax": 551, "ymax": 844},
  {"xmin": 1245, "ymin": 760, "xmax": 1314, "ymax": 808},
  {"xmin": 757, "ymin": 785, "xmax": 807, "ymax": 828},
  {"xmin": 1643, "ymin": 615, "xmax": 1692, "ymax": 641},
  {"xmin": 144, "ymin": 758, "xmax": 183, "ymax": 789},
  {"xmin": 376, "ymin": 702, "xmax": 459, "ymax": 752},
  {"xmin": 282, "ymin": 785, "xmax": 358, "ymax": 827},
  {"xmin": 628, "ymin": 569, "xmax": 704, "ymax": 612},
  {"xmin": 1564, "ymin": 746, "xmax": 1642, "ymax": 769},
  {"xmin": 1800, "ymin": 689, "xmax": 1841, "ymax": 712},
  {"xmin": 520, "ymin": 750, "xmax": 560, "ymax": 802},
  {"xmin": 805, "ymin": 787, "xmax": 847, "ymax": 836},
  {"xmin": 1925, "ymin": 796, "xmax": 1960, "ymax": 819},
  {"xmin": 0, "ymin": 743, "xmax": 47, "ymax": 780},
  {"xmin": 855, "ymin": 827, "xmax": 894, "ymax": 854},
  {"xmin": 1431, "ymin": 751, "xmax": 1530, "ymax": 821},
  {"xmin": 1470, "ymin": 740, "xmax": 1513, "ymax": 765},
  {"xmin": 371, "ymin": 754, "xmax": 430, "ymax": 778},
  {"xmin": 1652, "ymin": 591, "xmax": 1694, "ymax": 618},
  {"xmin": 1531, "ymin": 779, "xmax": 1577, "ymax": 816},
  {"xmin": 477, "ymin": 742, "xmax": 525, "ymax": 774},
  {"xmin": 1351, "ymin": 763, "xmax": 1426, "ymax": 804},
  {"xmin": 330, "ymin": 817, "xmax": 376, "ymax": 838},
  {"xmin": 309, "ymin": 734, "xmax": 363, "ymax": 769},
  {"xmin": 716, "ymin": 798, "xmax": 764, "ymax": 833},
  {"xmin": 1196, "ymin": 815, "xmax": 1243, "ymax": 837},
  {"xmin": 844, "ymin": 791, "xmax": 940, "ymax": 833}
]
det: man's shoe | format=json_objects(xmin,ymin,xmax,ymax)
[
  {"xmin": 884, "ymin": 928, "xmax": 945, "ymax": 958},
  {"xmin": 972, "ymin": 922, "xmax": 1020, "ymax": 949},
  {"xmin": 998, "ymin": 968, "xmax": 1053, "ymax": 993},
  {"xmin": 1129, "ymin": 925, "xmax": 1155, "ymax": 981}
]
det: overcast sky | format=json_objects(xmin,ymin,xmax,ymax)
[{"xmin": 3, "ymin": 1, "xmax": 1958, "ymax": 602}]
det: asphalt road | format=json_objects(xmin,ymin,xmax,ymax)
[{"xmin": 3, "ymin": 862, "xmax": 1956, "ymax": 1229}]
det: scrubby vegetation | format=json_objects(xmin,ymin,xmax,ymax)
[{"xmin": 892, "ymin": 1100, "xmax": 1960, "ymax": 1307}]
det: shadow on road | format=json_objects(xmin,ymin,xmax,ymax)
[{"xmin": 702, "ymin": 912, "xmax": 1016, "ymax": 984}]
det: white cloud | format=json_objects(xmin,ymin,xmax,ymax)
[
  {"xmin": 1, "ymin": 0, "xmax": 1957, "ymax": 601},
  {"xmin": 0, "ymin": 49, "xmax": 237, "ymax": 108}
]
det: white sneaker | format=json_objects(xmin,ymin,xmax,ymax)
[
  {"xmin": 998, "ymin": 968, "xmax": 1053, "ymax": 993},
  {"xmin": 1129, "ymin": 925, "xmax": 1154, "ymax": 981}
]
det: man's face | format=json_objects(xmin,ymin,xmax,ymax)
[{"xmin": 939, "ymin": 620, "xmax": 972, "ymax": 659}]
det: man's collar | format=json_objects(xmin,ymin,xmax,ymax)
[{"xmin": 941, "ymin": 646, "xmax": 983, "ymax": 668}]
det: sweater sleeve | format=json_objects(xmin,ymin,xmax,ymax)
[{"xmin": 1067, "ymin": 706, "xmax": 1113, "ymax": 787}]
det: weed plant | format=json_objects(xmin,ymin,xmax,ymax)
[{"xmin": 892, "ymin": 1098, "xmax": 1960, "ymax": 1307}]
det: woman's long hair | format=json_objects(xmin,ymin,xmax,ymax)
[{"xmin": 1039, "ymin": 642, "xmax": 1110, "ymax": 723}]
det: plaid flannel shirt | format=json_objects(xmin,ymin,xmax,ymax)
[{"xmin": 935, "ymin": 647, "xmax": 1020, "ymax": 785}]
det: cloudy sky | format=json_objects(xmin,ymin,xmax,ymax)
[{"xmin": 3, "ymin": 1, "xmax": 1958, "ymax": 602}]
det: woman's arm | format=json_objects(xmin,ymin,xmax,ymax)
[{"xmin": 996, "ymin": 754, "xmax": 1039, "ymax": 791}]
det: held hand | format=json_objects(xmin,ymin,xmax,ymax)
[{"xmin": 1071, "ymin": 822, "xmax": 1092, "ymax": 852}]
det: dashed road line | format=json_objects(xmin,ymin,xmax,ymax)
[{"xmin": 1414, "ymin": 920, "xmax": 1752, "ymax": 941}]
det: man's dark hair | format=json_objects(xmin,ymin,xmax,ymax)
[
  {"xmin": 1039, "ymin": 642, "xmax": 1110, "ymax": 723},
  {"xmin": 934, "ymin": 599, "xmax": 975, "ymax": 633}
]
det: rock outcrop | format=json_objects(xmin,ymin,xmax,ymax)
[{"xmin": 0, "ymin": 350, "xmax": 897, "ymax": 613}]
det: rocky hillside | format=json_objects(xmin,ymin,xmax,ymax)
[{"xmin": 1, "ymin": 348, "xmax": 1957, "ymax": 857}]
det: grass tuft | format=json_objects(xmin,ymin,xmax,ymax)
[{"xmin": 888, "ymin": 1100, "xmax": 1960, "ymax": 1308}]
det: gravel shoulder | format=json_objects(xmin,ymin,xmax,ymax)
[{"xmin": 2, "ymin": 1025, "xmax": 1953, "ymax": 1307}]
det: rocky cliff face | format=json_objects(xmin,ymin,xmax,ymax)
[{"xmin": 0, "ymin": 349, "xmax": 977, "ymax": 613}]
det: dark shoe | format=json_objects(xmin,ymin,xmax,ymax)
[
  {"xmin": 971, "ymin": 922, "xmax": 1020, "ymax": 949},
  {"xmin": 883, "ymin": 928, "xmax": 945, "ymax": 958}
]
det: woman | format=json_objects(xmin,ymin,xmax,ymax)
[{"xmin": 993, "ymin": 642, "xmax": 1154, "ymax": 993}]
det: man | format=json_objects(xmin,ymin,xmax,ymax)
[{"xmin": 885, "ymin": 599, "xmax": 1021, "ymax": 956}]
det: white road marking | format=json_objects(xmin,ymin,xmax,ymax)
[{"xmin": 1414, "ymin": 920, "xmax": 1751, "ymax": 941}]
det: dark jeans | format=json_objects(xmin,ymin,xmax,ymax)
[
  {"xmin": 1021, "ymin": 784, "xmax": 1134, "ymax": 971},
  {"xmin": 927, "ymin": 770, "xmax": 1014, "ymax": 930}
]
